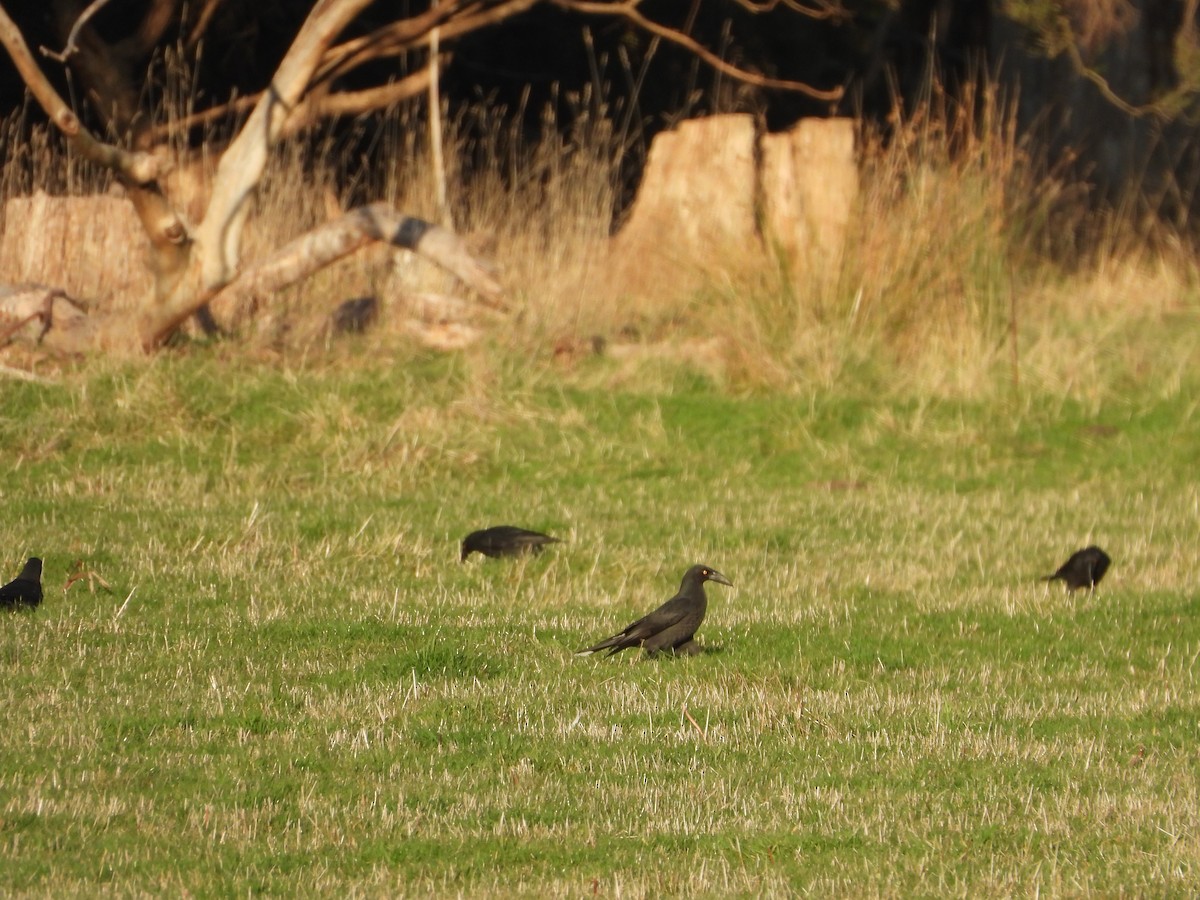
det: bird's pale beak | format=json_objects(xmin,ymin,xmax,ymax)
[{"xmin": 708, "ymin": 570, "xmax": 733, "ymax": 587}]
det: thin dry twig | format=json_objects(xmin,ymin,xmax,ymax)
[
  {"xmin": 148, "ymin": 65, "xmax": 437, "ymax": 142},
  {"xmin": 186, "ymin": 0, "xmax": 227, "ymax": 48},
  {"xmin": 1061, "ymin": 33, "xmax": 1155, "ymax": 118},
  {"xmin": 683, "ymin": 705, "xmax": 708, "ymax": 743},
  {"xmin": 41, "ymin": 0, "xmax": 117, "ymax": 63},
  {"xmin": 730, "ymin": 0, "xmax": 848, "ymax": 20},
  {"xmin": 311, "ymin": 0, "xmax": 473, "ymax": 85},
  {"xmin": 114, "ymin": 586, "xmax": 137, "ymax": 620},
  {"xmin": 65, "ymin": 560, "xmax": 114, "ymax": 593},
  {"xmin": 0, "ymin": 311, "xmax": 47, "ymax": 348},
  {"xmin": 552, "ymin": 0, "xmax": 843, "ymax": 101}
]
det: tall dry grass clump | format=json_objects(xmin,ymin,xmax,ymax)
[
  {"xmin": 577, "ymin": 84, "xmax": 1048, "ymax": 394},
  {"xmin": 727, "ymin": 80, "xmax": 1199, "ymax": 397},
  {"xmin": 423, "ymin": 93, "xmax": 622, "ymax": 340},
  {"xmin": 832, "ymin": 85, "xmax": 1043, "ymax": 394}
]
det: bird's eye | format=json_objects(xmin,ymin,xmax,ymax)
[{"xmin": 702, "ymin": 569, "xmax": 709, "ymax": 576}]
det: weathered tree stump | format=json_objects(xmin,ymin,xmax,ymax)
[
  {"xmin": 0, "ymin": 191, "xmax": 152, "ymax": 311},
  {"xmin": 616, "ymin": 114, "xmax": 760, "ymax": 260},
  {"xmin": 610, "ymin": 114, "xmax": 858, "ymax": 296},
  {"xmin": 761, "ymin": 117, "xmax": 858, "ymax": 280}
]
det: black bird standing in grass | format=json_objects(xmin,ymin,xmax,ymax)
[
  {"xmin": 0, "ymin": 557, "xmax": 43, "ymax": 609},
  {"xmin": 460, "ymin": 526, "xmax": 561, "ymax": 561},
  {"xmin": 1043, "ymin": 546, "xmax": 1111, "ymax": 591},
  {"xmin": 576, "ymin": 564, "xmax": 732, "ymax": 657}
]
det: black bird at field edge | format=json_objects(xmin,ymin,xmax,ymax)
[
  {"xmin": 1043, "ymin": 545, "xmax": 1111, "ymax": 591},
  {"xmin": 460, "ymin": 526, "xmax": 561, "ymax": 561},
  {"xmin": 576, "ymin": 564, "xmax": 732, "ymax": 657},
  {"xmin": 0, "ymin": 557, "xmax": 43, "ymax": 609}
]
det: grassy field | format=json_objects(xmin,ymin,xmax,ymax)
[
  {"xmin": 2, "ymin": 71, "xmax": 1199, "ymax": 894},
  {"xmin": 1, "ymin": 339, "xmax": 1198, "ymax": 896}
]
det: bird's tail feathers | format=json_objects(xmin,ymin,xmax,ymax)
[{"xmin": 575, "ymin": 634, "xmax": 628, "ymax": 656}]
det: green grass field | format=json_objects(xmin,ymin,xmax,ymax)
[{"xmin": 2, "ymin": 343, "xmax": 1199, "ymax": 896}]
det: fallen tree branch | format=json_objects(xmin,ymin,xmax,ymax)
[
  {"xmin": 0, "ymin": 311, "xmax": 47, "ymax": 347},
  {"xmin": 213, "ymin": 203, "xmax": 505, "ymax": 324},
  {"xmin": 0, "ymin": 363, "xmax": 57, "ymax": 385}
]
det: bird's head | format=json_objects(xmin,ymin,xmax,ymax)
[
  {"xmin": 690, "ymin": 564, "xmax": 732, "ymax": 587},
  {"xmin": 23, "ymin": 558, "xmax": 42, "ymax": 578},
  {"xmin": 459, "ymin": 539, "xmax": 474, "ymax": 562}
]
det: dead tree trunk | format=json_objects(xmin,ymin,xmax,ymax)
[{"xmin": 0, "ymin": 2, "xmax": 507, "ymax": 354}]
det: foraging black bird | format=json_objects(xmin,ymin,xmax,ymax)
[
  {"xmin": 460, "ymin": 526, "xmax": 561, "ymax": 561},
  {"xmin": 330, "ymin": 296, "xmax": 379, "ymax": 334},
  {"xmin": 1043, "ymin": 545, "xmax": 1111, "ymax": 591},
  {"xmin": 0, "ymin": 557, "xmax": 43, "ymax": 609},
  {"xmin": 576, "ymin": 564, "xmax": 732, "ymax": 657}
]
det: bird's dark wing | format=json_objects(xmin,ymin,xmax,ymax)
[
  {"xmin": 465, "ymin": 526, "xmax": 560, "ymax": 559},
  {"xmin": 576, "ymin": 596, "xmax": 693, "ymax": 656},
  {"xmin": 502, "ymin": 530, "xmax": 560, "ymax": 551},
  {"xmin": 1, "ymin": 559, "xmax": 42, "ymax": 608},
  {"xmin": 1044, "ymin": 554, "xmax": 1081, "ymax": 583},
  {"xmin": 0, "ymin": 578, "xmax": 42, "ymax": 608},
  {"xmin": 1044, "ymin": 547, "xmax": 1111, "ymax": 590}
]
